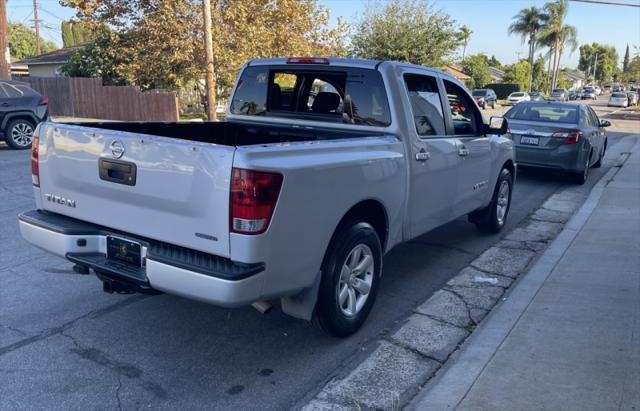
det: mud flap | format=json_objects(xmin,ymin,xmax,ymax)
[{"xmin": 280, "ymin": 271, "xmax": 322, "ymax": 320}]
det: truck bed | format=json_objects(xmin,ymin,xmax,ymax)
[{"xmin": 59, "ymin": 120, "xmax": 382, "ymax": 146}]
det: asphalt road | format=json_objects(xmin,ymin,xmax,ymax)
[{"xmin": 0, "ymin": 103, "xmax": 632, "ymax": 410}]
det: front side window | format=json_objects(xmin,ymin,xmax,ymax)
[
  {"xmin": 404, "ymin": 74, "xmax": 445, "ymax": 136},
  {"xmin": 231, "ymin": 65, "xmax": 391, "ymax": 127},
  {"xmin": 444, "ymin": 80, "xmax": 479, "ymax": 135}
]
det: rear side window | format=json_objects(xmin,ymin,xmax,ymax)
[
  {"xmin": 231, "ymin": 65, "xmax": 391, "ymax": 127},
  {"xmin": 0, "ymin": 82, "xmax": 25, "ymax": 98},
  {"xmin": 404, "ymin": 74, "xmax": 445, "ymax": 136}
]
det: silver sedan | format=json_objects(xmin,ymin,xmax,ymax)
[{"xmin": 504, "ymin": 102, "xmax": 609, "ymax": 184}]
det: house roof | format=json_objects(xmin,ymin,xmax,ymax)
[
  {"xmin": 443, "ymin": 66, "xmax": 471, "ymax": 81},
  {"xmin": 488, "ymin": 66, "xmax": 504, "ymax": 81},
  {"xmin": 15, "ymin": 45, "xmax": 83, "ymax": 66},
  {"xmin": 562, "ymin": 70, "xmax": 587, "ymax": 81}
]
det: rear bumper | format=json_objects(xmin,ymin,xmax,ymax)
[
  {"xmin": 18, "ymin": 210, "xmax": 265, "ymax": 307},
  {"xmin": 515, "ymin": 145, "xmax": 583, "ymax": 173}
]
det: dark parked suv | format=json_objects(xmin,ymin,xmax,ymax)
[
  {"xmin": 471, "ymin": 88, "xmax": 497, "ymax": 109},
  {"xmin": 0, "ymin": 81, "xmax": 48, "ymax": 149}
]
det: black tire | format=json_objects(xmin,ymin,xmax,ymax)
[
  {"xmin": 491, "ymin": 101, "xmax": 496, "ymax": 109},
  {"xmin": 4, "ymin": 118, "xmax": 36, "ymax": 149},
  {"xmin": 469, "ymin": 168, "xmax": 513, "ymax": 234},
  {"xmin": 314, "ymin": 222, "xmax": 382, "ymax": 337},
  {"xmin": 593, "ymin": 140, "xmax": 606, "ymax": 168},
  {"xmin": 482, "ymin": 102, "xmax": 486, "ymax": 110},
  {"xmin": 572, "ymin": 152, "xmax": 591, "ymax": 185}
]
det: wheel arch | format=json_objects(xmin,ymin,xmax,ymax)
[
  {"xmin": 2, "ymin": 112, "xmax": 39, "ymax": 131},
  {"xmin": 331, "ymin": 199, "xmax": 389, "ymax": 254}
]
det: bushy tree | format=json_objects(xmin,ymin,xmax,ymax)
[
  {"xmin": 531, "ymin": 55, "xmax": 547, "ymax": 92},
  {"xmin": 578, "ymin": 43, "xmax": 619, "ymax": 82},
  {"xmin": 461, "ymin": 54, "xmax": 491, "ymax": 89},
  {"xmin": 61, "ymin": 20, "xmax": 102, "ymax": 47},
  {"xmin": 60, "ymin": 0, "xmax": 346, "ymax": 96},
  {"xmin": 8, "ymin": 23, "xmax": 57, "ymax": 60},
  {"xmin": 503, "ymin": 61, "xmax": 531, "ymax": 91},
  {"xmin": 350, "ymin": 0, "xmax": 461, "ymax": 67}
]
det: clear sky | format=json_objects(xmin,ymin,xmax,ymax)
[{"xmin": 6, "ymin": 0, "xmax": 640, "ymax": 69}]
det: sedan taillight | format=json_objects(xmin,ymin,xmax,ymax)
[
  {"xmin": 230, "ymin": 168, "xmax": 283, "ymax": 235},
  {"xmin": 552, "ymin": 130, "xmax": 583, "ymax": 145}
]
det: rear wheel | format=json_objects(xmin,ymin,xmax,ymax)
[
  {"xmin": 572, "ymin": 153, "xmax": 591, "ymax": 185},
  {"xmin": 4, "ymin": 119, "xmax": 36, "ymax": 149},
  {"xmin": 470, "ymin": 168, "xmax": 513, "ymax": 234},
  {"xmin": 314, "ymin": 222, "xmax": 382, "ymax": 337},
  {"xmin": 491, "ymin": 101, "xmax": 496, "ymax": 109},
  {"xmin": 593, "ymin": 140, "xmax": 606, "ymax": 168}
]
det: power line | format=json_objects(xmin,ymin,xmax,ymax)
[{"xmin": 569, "ymin": 0, "xmax": 640, "ymax": 7}]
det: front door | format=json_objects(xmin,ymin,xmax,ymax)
[
  {"xmin": 403, "ymin": 72, "xmax": 460, "ymax": 238},
  {"xmin": 442, "ymin": 79, "xmax": 492, "ymax": 216}
]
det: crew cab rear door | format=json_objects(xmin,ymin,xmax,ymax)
[{"xmin": 401, "ymin": 70, "xmax": 459, "ymax": 237}]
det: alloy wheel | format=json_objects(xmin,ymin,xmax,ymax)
[
  {"xmin": 496, "ymin": 180, "xmax": 510, "ymax": 226},
  {"xmin": 10, "ymin": 122, "xmax": 34, "ymax": 148},
  {"xmin": 337, "ymin": 244, "xmax": 374, "ymax": 317}
]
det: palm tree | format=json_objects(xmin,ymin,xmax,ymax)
[
  {"xmin": 508, "ymin": 6, "xmax": 544, "ymax": 91},
  {"xmin": 539, "ymin": 0, "xmax": 578, "ymax": 90},
  {"xmin": 460, "ymin": 25, "xmax": 472, "ymax": 62}
]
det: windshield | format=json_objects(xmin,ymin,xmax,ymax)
[
  {"xmin": 231, "ymin": 65, "xmax": 391, "ymax": 127},
  {"xmin": 472, "ymin": 90, "xmax": 487, "ymax": 97},
  {"xmin": 612, "ymin": 93, "xmax": 627, "ymax": 98},
  {"xmin": 552, "ymin": 89, "xmax": 564, "ymax": 93},
  {"xmin": 510, "ymin": 93, "xmax": 525, "ymax": 97},
  {"xmin": 505, "ymin": 104, "xmax": 579, "ymax": 124}
]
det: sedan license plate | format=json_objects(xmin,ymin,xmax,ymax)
[
  {"xmin": 520, "ymin": 136, "xmax": 539, "ymax": 146},
  {"xmin": 107, "ymin": 236, "xmax": 142, "ymax": 267}
]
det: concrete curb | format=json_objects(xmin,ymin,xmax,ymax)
[
  {"xmin": 302, "ymin": 142, "xmax": 637, "ymax": 410},
  {"xmin": 405, "ymin": 138, "xmax": 638, "ymax": 411}
]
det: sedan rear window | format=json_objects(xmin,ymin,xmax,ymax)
[
  {"xmin": 510, "ymin": 93, "xmax": 525, "ymax": 97},
  {"xmin": 505, "ymin": 104, "xmax": 579, "ymax": 123},
  {"xmin": 612, "ymin": 93, "xmax": 627, "ymax": 98},
  {"xmin": 231, "ymin": 65, "xmax": 391, "ymax": 127}
]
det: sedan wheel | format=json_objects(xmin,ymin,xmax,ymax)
[{"xmin": 5, "ymin": 119, "xmax": 35, "ymax": 149}]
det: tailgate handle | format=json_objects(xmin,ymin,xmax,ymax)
[{"xmin": 99, "ymin": 158, "xmax": 137, "ymax": 186}]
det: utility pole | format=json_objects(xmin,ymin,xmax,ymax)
[
  {"xmin": 202, "ymin": 0, "xmax": 216, "ymax": 121},
  {"xmin": 592, "ymin": 53, "xmax": 599, "ymax": 83},
  {"xmin": 0, "ymin": 0, "xmax": 9, "ymax": 79},
  {"xmin": 32, "ymin": 0, "xmax": 40, "ymax": 55}
]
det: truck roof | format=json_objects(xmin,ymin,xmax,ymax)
[{"xmin": 246, "ymin": 57, "xmax": 458, "ymax": 83}]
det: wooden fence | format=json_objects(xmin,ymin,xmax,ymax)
[{"xmin": 28, "ymin": 77, "xmax": 179, "ymax": 121}]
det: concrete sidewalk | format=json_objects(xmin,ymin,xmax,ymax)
[{"xmin": 409, "ymin": 138, "xmax": 640, "ymax": 411}]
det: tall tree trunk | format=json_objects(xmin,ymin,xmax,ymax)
[
  {"xmin": 551, "ymin": 46, "xmax": 558, "ymax": 90},
  {"xmin": 546, "ymin": 51, "xmax": 553, "ymax": 93},
  {"xmin": 554, "ymin": 48, "xmax": 564, "ymax": 90},
  {"xmin": 462, "ymin": 43, "xmax": 467, "ymax": 62},
  {"xmin": 528, "ymin": 35, "xmax": 535, "ymax": 91}
]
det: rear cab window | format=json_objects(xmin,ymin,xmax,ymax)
[
  {"xmin": 505, "ymin": 104, "xmax": 579, "ymax": 124},
  {"xmin": 231, "ymin": 65, "xmax": 391, "ymax": 127},
  {"xmin": 404, "ymin": 74, "xmax": 446, "ymax": 137}
]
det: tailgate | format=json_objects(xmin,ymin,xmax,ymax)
[{"xmin": 37, "ymin": 123, "xmax": 235, "ymax": 257}]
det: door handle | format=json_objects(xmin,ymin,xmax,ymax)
[
  {"xmin": 415, "ymin": 148, "xmax": 430, "ymax": 162},
  {"xmin": 0, "ymin": 102, "xmax": 10, "ymax": 107},
  {"xmin": 458, "ymin": 147, "xmax": 470, "ymax": 157}
]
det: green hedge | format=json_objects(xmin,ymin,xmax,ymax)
[{"xmin": 487, "ymin": 83, "xmax": 521, "ymax": 99}]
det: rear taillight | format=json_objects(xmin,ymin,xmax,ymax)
[
  {"xmin": 230, "ymin": 168, "xmax": 283, "ymax": 235},
  {"xmin": 31, "ymin": 136, "xmax": 40, "ymax": 187},
  {"xmin": 552, "ymin": 129, "xmax": 583, "ymax": 145},
  {"xmin": 39, "ymin": 98, "xmax": 48, "ymax": 105}
]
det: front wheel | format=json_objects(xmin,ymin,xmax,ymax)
[
  {"xmin": 470, "ymin": 168, "xmax": 513, "ymax": 234},
  {"xmin": 572, "ymin": 153, "xmax": 591, "ymax": 185},
  {"xmin": 314, "ymin": 222, "xmax": 382, "ymax": 337},
  {"xmin": 593, "ymin": 140, "xmax": 606, "ymax": 168}
]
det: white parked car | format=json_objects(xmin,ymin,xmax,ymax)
[
  {"xmin": 608, "ymin": 92, "xmax": 629, "ymax": 107},
  {"xmin": 506, "ymin": 92, "xmax": 530, "ymax": 105}
]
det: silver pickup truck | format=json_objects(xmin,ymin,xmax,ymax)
[{"xmin": 19, "ymin": 58, "xmax": 515, "ymax": 336}]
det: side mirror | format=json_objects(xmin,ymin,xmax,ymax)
[
  {"xmin": 486, "ymin": 116, "xmax": 508, "ymax": 135},
  {"xmin": 600, "ymin": 120, "xmax": 611, "ymax": 128}
]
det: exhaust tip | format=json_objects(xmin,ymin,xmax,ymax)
[{"xmin": 252, "ymin": 301, "xmax": 272, "ymax": 314}]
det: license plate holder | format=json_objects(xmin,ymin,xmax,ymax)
[
  {"xmin": 106, "ymin": 236, "xmax": 142, "ymax": 267},
  {"xmin": 520, "ymin": 136, "xmax": 540, "ymax": 146}
]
